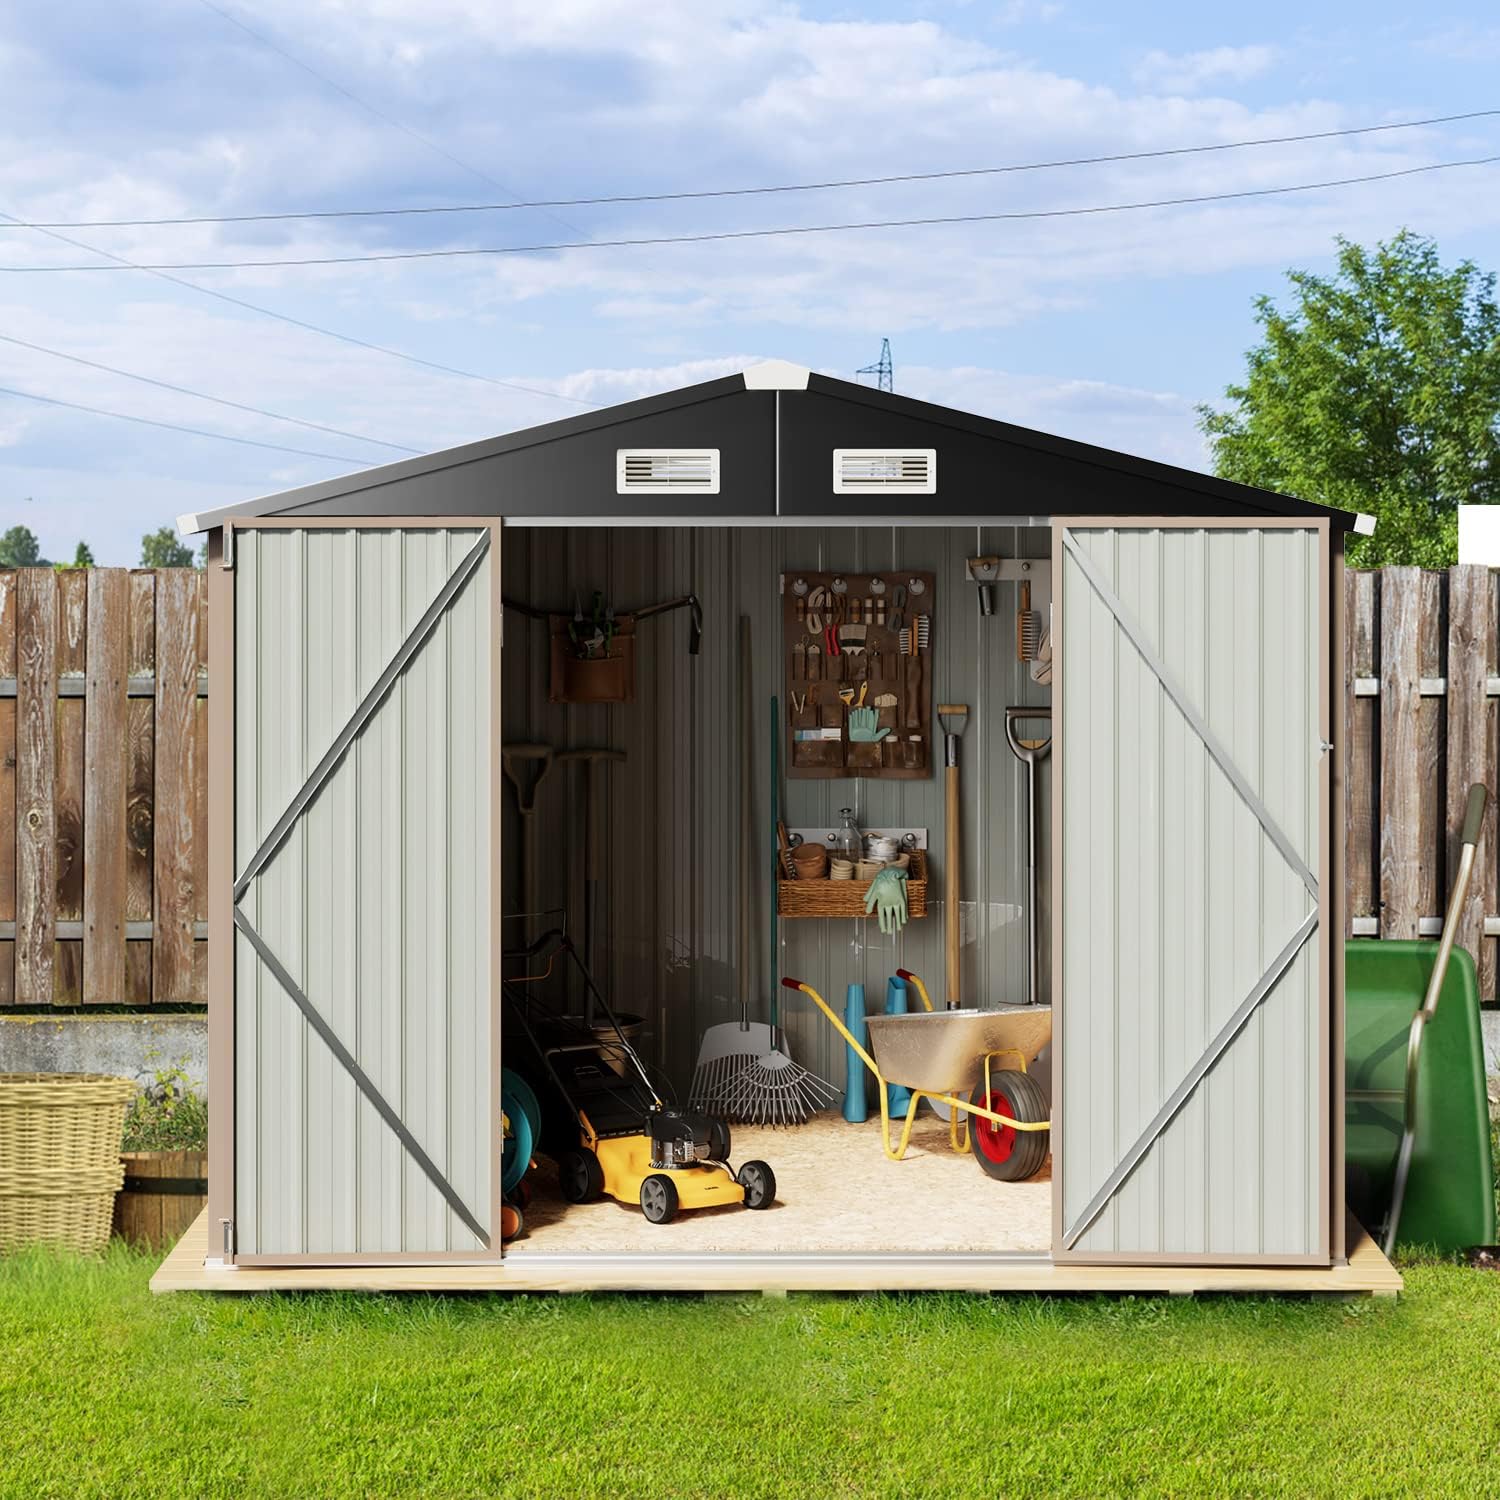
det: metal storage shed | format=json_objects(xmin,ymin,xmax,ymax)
[{"xmin": 164, "ymin": 360, "xmax": 1400, "ymax": 1295}]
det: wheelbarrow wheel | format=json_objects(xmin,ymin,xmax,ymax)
[
  {"xmin": 737, "ymin": 1159, "xmax": 776, "ymax": 1209},
  {"xmin": 971, "ymin": 1070, "xmax": 1049, "ymax": 1182},
  {"xmin": 640, "ymin": 1174, "xmax": 680, "ymax": 1224},
  {"xmin": 558, "ymin": 1146, "xmax": 604, "ymax": 1204}
]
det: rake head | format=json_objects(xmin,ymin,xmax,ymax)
[
  {"xmin": 716, "ymin": 1045, "xmax": 839, "ymax": 1127},
  {"xmin": 689, "ymin": 1020, "xmax": 777, "ymax": 1117}
]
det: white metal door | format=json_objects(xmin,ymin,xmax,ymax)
[
  {"xmin": 232, "ymin": 523, "xmax": 499, "ymax": 1262},
  {"xmin": 1055, "ymin": 520, "xmax": 1328, "ymax": 1263}
]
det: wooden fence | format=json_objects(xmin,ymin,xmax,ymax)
[
  {"xmin": 0, "ymin": 567, "xmax": 206, "ymax": 1006},
  {"xmin": 0, "ymin": 563, "xmax": 1496, "ymax": 1011},
  {"xmin": 1347, "ymin": 565, "xmax": 1500, "ymax": 1008}
]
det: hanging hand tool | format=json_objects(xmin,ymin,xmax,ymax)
[
  {"xmin": 568, "ymin": 590, "xmax": 615, "ymax": 660},
  {"xmin": 938, "ymin": 705, "xmax": 970, "ymax": 1010},
  {"xmin": 502, "ymin": 744, "xmax": 555, "ymax": 941},
  {"xmin": 1003, "ymin": 707, "xmax": 1052, "ymax": 1009}
]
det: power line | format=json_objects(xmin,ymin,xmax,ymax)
[
  {"xmin": 10, "ymin": 152, "xmax": 1497, "ymax": 273},
  {"xmin": 10, "ymin": 105, "xmax": 1498, "ymax": 231},
  {"xmin": 0, "ymin": 209, "xmax": 598, "ymax": 407},
  {"xmin": 0, "ymin": 331, "xmax": 421, "ymax": 454},
  {"xmin": 0, "ymin": 383, "xmax": 372, "ymax": 463},
  {"xmin": 193, "ymin": 0, "xmax": 585, "ymax": 239}
]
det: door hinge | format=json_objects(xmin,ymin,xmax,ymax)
[
  {"xmin": 220, "ymin": 1218, "xmax": 235, "ymax": 1257},
  {"xmin": 222, "ymin": 524, "xmax": 235, "ymax": 570}
]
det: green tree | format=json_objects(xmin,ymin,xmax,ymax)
[
  {"xmin": 0, "ymin": 525, "xmax": 47, "ymax": 567},
  {"xmin": 1199, "ymin": 232, "xmax": 1500, "ymax": 566},
  {"xmin": 57, "ymin": 541, "xmax": 95, "ymax": 570},
  {"xmin": 140, "ymin": 525, "xmax": 195, "ymax": 568}
]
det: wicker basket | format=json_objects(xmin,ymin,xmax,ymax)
[
  {"xmin": 778, "ymin": 850, "xmax": 929, "ymax": 919},
  {"xmin": 0, "ymin": 1074, "xmax": 135, "ymax": 1256}
]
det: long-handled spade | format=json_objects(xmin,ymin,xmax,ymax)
[{"xmin": 938, "ymin": 703, "xmax": 970, "ymax": 1009}]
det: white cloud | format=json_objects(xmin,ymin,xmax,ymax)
[
  {"xmin": 1417, "ymin": 24, "xmax": 1500, "ymax": 64},
  {"xmin": 1133, "ymin": 44, "xmax": 1277, "ymax": 95}
]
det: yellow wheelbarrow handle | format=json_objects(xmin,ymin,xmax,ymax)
[{"xmin": 782, "ymin": 979, "xmax": 1048, "ymax": 1163}]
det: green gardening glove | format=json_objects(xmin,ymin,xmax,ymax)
[
  {"xmin": 864, "ymin": 867, "xmax": 908, "ymax": 934},
  {"xmin": 848, "ymin": 706, "xmax": 891, "ymax": 742}
]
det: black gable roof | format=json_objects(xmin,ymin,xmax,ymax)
[{"xmin": 179, "ymin": 365, "xmax": 1361, "ymax": 532}]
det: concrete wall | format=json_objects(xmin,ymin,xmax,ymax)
[{"xmin": 0, "ymin": 1013, "xmax": 207, "ymax": 1091}]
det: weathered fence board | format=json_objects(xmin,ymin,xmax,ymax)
[
  {"xmin": 0, "ymin": 573, "xmax": 14, "ymax": 1004},
  {"xmin": 1, "ymin": 568, "xmax": 206, "ymax": 1007},
  {"xmin": 84, "ymin": 569, "xmax": 129, "ymax": 1004},
  {"xmin": 1378, "ymin": 569, "xmax": 1424, "ymax": 939},
  {"xmin": 153, "ymin": 570, "xmax": 201, "ymax": 1005},
  {"xmin": 16, "ymin": 571, "xmax": 57, "ymax": 1004}
]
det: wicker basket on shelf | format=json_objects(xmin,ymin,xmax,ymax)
[
  {"xmin": 0, "ymin": 1074, "xmax": 135, "ymax": 1256},
  {"xmin": 777, "ymin": 849, "xmax": 929, "ymax": 919}
]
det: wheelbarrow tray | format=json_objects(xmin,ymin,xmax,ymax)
[
  {"xmin": 865, "ymin": 1005, "xmax": 1053, "ymax": 1096},
  {"xmin": 1345, "ymin": 940, "xmax": 1496, "ymax": 1252}
]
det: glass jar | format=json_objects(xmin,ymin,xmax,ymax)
[{"xmin": 832, "ymin": 808, "xmax": 862, "ymax": 867}]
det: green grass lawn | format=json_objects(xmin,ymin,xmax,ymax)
[{"xmin": 2, "ymin": 1247, "xmax": 1499, "ymax": 1498}]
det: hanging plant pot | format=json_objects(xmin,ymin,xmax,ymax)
[{"xmin": 549, "ymin": 615, "xmax": 637, "ymax": 704}]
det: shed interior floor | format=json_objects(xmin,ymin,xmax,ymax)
[{"xmin": 510, "ymin": 1111, "xmax": 1052, "ymax": 1257}]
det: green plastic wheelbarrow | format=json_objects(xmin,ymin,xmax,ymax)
[{"xmin": 1346, "ymin": 784, "xmax": 1497, "ymax": 1256}]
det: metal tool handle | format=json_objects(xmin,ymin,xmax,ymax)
[
  {"xmin": 944, "ymin": 758, "xmax": 961, "ymax": 1010},
  {"xmin": 1383, "ymin": 781, "xmax": 1488, "ymax": 1255},
  {"xmin": 1003, "ymin": 704, "xmax": 1052, "ymax": 765}
]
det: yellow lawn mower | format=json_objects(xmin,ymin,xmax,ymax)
[{"xmin": 505, "ymin": 928, "xmax": 776, "ymax": 1224}]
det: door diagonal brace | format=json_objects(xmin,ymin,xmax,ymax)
[
  {"xmin": 1063, "ymin": 906, "xmax": 1318, "ymax": 1249},
  {"xmin": 233, "ymin": 529, "xmax": 489, "ymax": 902},
  {"xmin": 1061, "ymin": 530, "xmax": 1317, "ymax": 899},
  {"xmin": 234, "ymin": 907, "xmax": 489, "ymax": 1247}
]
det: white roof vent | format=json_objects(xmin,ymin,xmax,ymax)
[
  {"xmin": 833, "ymin": 448, "xmax": 936, "ymax": 495},
  {"xmin": 616, "ymin": 448, "xmax": 720, "ymax": 495}
]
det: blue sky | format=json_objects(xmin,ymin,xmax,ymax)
[{"xmin": 3, "ymin": 0, "xmax": 1499, "ymax": 562}]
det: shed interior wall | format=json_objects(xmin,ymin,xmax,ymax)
[{"xmin": 499, "ymin": 524, "xmax": 1053, "ymax": 1097}]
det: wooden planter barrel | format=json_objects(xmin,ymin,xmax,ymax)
[{"xmin": 113, "ymin": 1149, "xmax": 207, "ymax": 1250}]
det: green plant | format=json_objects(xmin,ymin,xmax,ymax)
[
  {"xmin": 120, "ymin": 1057, "xmax": 208, "ymax": 1152},
  {"xmin": 1199, "ymin": 231, "xmax": 1500, "ymax": 566},
  {"xmin": 140, "ymin": 525, "xmax": 197, "ymax": 568}
]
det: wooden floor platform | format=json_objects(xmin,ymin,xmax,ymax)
[{"xmin": 151, "ymin": 1211, "xmax": 1402, "ymax": 1296}]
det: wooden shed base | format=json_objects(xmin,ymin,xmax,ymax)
[{"xmin": 151, "ymin": 1211, "xmax": 1401, "ymax": 1296}]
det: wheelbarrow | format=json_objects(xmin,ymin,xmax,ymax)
[
  {"xmin": 783, "ymin": 972, "xmax": 1052, "ymax": 1181},
  {"xmin": 1362, "ymin": 782, "xmax": 1493, "ymax": 1256}
]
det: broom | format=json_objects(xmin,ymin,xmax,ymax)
[
  {"xmin": 688, "ymin": 617, "xmax": 776, "ymax": 1115},
  {"xmin": 716, "ymin": 694, "xmax": 838, "ymax": 1126}
]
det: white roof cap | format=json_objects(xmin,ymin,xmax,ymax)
[{"xmin": 741, "ymin": 359, "xmax": 810, "ymax": 391}]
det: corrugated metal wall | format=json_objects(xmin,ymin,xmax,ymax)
[
  {"xmin": 235, "ymin": 527, "xmax": 491, "ymax": 1257},
  {"xmin": 1059, "ymin": 525, "xmax": 1323, "ymax": 1258},
  {"xmin": 500, "ymin": 524, "xmax": 1051, "ymax": 1095}
]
